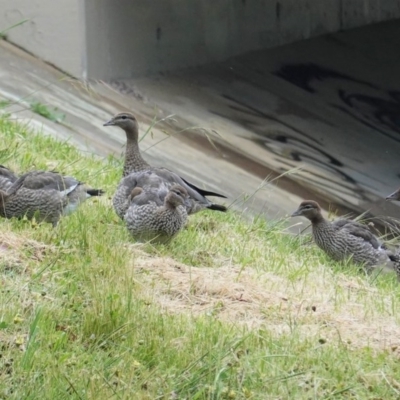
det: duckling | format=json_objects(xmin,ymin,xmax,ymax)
[
  {"xmin": 103, "ymin": 112, "xmax": 227, "ymax": 215},
  {"xmin": 291, "ymin": 200, "xmax": 396, "ymax": 273},
  {"xmin": 1, "ymin": 170, "xmax": 104, "ymax": 226},
  {"xmin": 124, "ymin": 184, "xmax": 188, "ymax": 244},
  {"xmin": 127, "ymin": 186, "xmax": 164, "ymax": 207}
]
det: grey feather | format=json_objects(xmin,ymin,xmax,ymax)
[{"xmin": 1, "ymin": 170, "xmax": 104, "ymax": 226}]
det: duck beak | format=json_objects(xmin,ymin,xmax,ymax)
[
  {"xmin": 386, "ymin": 191, "xmax": 398, "ymax": 201},
  {"xmin": 291, "ymin": 209, "xmax": 302, "ymax": 217},
  {"xmin": 103, "ymin": 119, "xmax": 115, "ymax": 127}
]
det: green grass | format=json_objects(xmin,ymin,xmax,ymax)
[
  {"xmin": 29, "ymin": 101, "xmax": 65, "ymax": 123},
  {"xmin": 1, "ymin": 113, "xmax": 400, "ymax": 399},
  {"xmin": 0, "ymin": 20, "xmax": 29, "ymax": 40}
]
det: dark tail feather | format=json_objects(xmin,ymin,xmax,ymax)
[
  {"xmin": 87, "ymin": 189, "xmax": 105, "ymax": 196},
  {"xmin": 207, "ymin": 203, "xmax": 227, "ymax": 212},
  {"xmin": 199, "ymin": 189, "xmax": 227, "ymax": 199},
  {"xmin": 180, "ymin": 177, "xmax": 227, "ymax": 198}
]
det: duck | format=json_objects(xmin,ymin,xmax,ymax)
[
  {"xmin": 124, "ymin": 184, "xmax": 188, "ymax": 244},
  {"xmin": 0, "ymin": 165, "xmax": 18, "ymax": 191},
  {"xmin": 103, "ymin": 112, "xmax": 227, "ymax": 216},
  {"xmin": 386, "ymin": 188, "xmax": 400, "ymax": 202},
  {"xmin": 0, "ymin": 170, "xmax": 104, "ymax": 226},
  {"xmin": 291, "ymin": 200, "xmax": 397, "ymax": 273},
  {"xmin": 113, "ymin": 169, "xmax": 201, "ymax": 220}
]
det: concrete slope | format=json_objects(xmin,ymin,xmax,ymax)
[
  {"xmin": 0, "ymin": 40, "xmax": 303, "ymax": 225},
  {"xmin": 114, "ymin": 19, "xmax": 400, "ymax": 222},
  {"xmin": 2, "ymin": 20, "xmax": 400, "ymax": 228}
]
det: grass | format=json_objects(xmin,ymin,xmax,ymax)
[
  {"xmin": 29, "ymin": 101, "xmax": 65, "ymax": 123},
  {"xmin": 0, "ymin": 20, "xmax": 29, "ymax": 40},
  {"xmin": 1, "ymin": 113, "xmax": 400, "ymax": 399}
]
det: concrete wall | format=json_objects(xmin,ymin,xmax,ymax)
[
  {"xmin": 0, "ymin": 0, "xmax": 86, "ymax": 78},
  {"xmin": 84, "ymin": 0, "xmax": 400, "ymax": 79},
  {"xmin": 1, "ymin": 0, "xmax": 400, "ymax": 80}
]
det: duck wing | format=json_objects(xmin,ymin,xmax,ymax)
[
  {"xmin": 130, "ymin": 190, "xmax": 164, "ymax": 206},
  {"xmin": 117, "ymin": 169, "xmax": 227, "ymax": 214},
  {"xmin": 151, "ymin": 168, "xmax": 227, "ymax": 207},
  {"xmin": 12, "ymin": 171, "xmax": 80, "ymax": 195},
  {"xmin": 121, "ymin": 171, "xmax": 169, "ymax": 196},
  {"xmin": 333, "ymin": 219, "xmax": 381, "ymax": 249}
]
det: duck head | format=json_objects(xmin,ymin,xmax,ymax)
[
  {"xmin": 128, "ymin": 187, "xmax": 144, "ymax": 202},
  {"xmin": 291, "ymin": 200, "xmax": 322, "ymax": 221},
  {"xmin": 386, "ymin": 188, "xmax": 400, "ymax": 202},
  {"xmin": 103, "ymin": 112, "xmax": 138, "ymax": 132},
  {"xmin": 165, "ymin": 185, "xmax": 188, "ymax": 209}
]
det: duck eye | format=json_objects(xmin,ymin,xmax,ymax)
[{"xmin": 121, "ymin": 115, "xmax": 127, "ymax": 120}]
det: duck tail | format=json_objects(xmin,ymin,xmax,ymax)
[
  {"xmin": 87, "ymin": 188, "xmax": 105, "ymax": 197},
  {"xmin": 207, "ymin": 203, "xmax": 227, "ymax": 212}
]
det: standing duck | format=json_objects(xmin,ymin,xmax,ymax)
[
  {"xmin": 0, "ymin": 170, "xmax": 104, "ymax": 226},
  {"xmin": 103, "ymin": 112, "xmax": 227, "ymax": 216},
  {"xmin": 124, "ymin": 184, "xmax": 188, "ymax": 244},
  {"xmin": 291, "ymin": 200, "xmax": 397, "ymax": 273}
]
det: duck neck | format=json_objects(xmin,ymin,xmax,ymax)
[
  {"xmin": 164, "ymin": 194, "xmax": 181, "ymax": 211},
  {"xmin": 310, "ymin": 214, "xmax": 334, "ymax": 235},
  {"xmin": 164, "ymin": 203, "xmax": 175, "ymax": 211},
  {"xmin": 164, "ymin": 198, "xmax": 175, "ymax": 211},
  {"xmin": 123, "ymin": 127, "xmax": 150, "ymax": 177},
  {"xmin": 310, "ymin": 213, "xmax": 325, "ymax": 225}
]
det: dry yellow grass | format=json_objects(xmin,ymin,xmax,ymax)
[{"xmin": 130, "ymin": 251, "xmax": 400, "ymax": 352}]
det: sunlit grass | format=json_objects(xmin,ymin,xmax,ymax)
[{"xmin": 1, "ymin": 113, "xmax": 400, "ymax": 399}]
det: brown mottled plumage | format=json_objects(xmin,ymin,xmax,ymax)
[
  {"xmin": 124, "ymin": 184, "xmax": 188, "ymax": 244},
  {"xmin": 291, "ymin": 200, "xmax": 397, "ymax": 273},
  {"xmin": 1, "ymin": 170, "xmax": 104, "ymax": 226},
  {"xmin": 103, "ymin": 112, "xmax": 227, "ymax": 215}
]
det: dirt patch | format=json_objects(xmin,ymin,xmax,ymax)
[
  {"xmin": 0, "ymin": 230, "xmax": 56, "ymax": 355},
  {"xmin": 132, "ymin": 253, "xmax": 400, "ymax": 352},
  {"xmin": 0, "ymin": 230, "xmax": 51, "ymax": 270}
]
